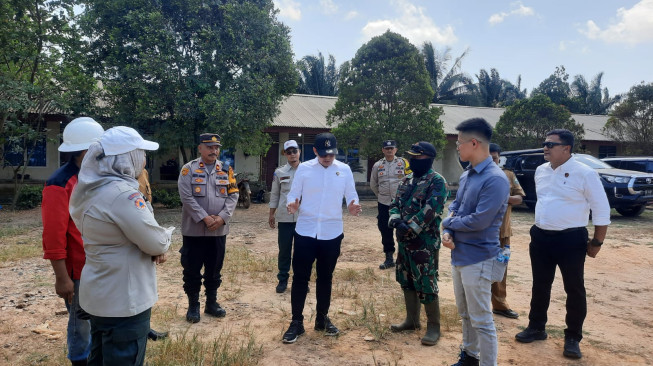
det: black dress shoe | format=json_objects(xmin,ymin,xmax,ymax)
[
  {"xmin": 276, "ymin": 280, "xmax": 288, "ymax": 293},
  {"xmin": 147, "ymin": 329, "xmax": 169, "ymax": 341},
  {"xmin": 493, "ymin": 309, "xmax": 519, "ymax": 319},
  {"xmin": 563, "ymin": 338, "xmax": 582, "ymax": 359},
  {"xmin": 515, "ymin": 327, "xmax": 547, "ymax": 343}
]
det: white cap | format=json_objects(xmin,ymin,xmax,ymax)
[
  {"xmin": 284, "ymin": 140, "xmax": 299, "ymax": 150},
  {"xmin": 100, "ymin": 126, "xmax": 159, "ymax": 155},
  {"xmin": 59, "ymin": 117, "xmax": 105, "ymax": 152}
]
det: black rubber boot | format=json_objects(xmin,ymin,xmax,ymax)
[
  {"xmin": 379, "ymin": 252, "xmax": 395, "ymax": 270},
  {"xmin": 390, "ymin": 289, "xmax": 421, "ymax": 331},
  {"xmin": 205, "ymin": 289, "xmax": 226, "ymax": 318},
  {"xmin": 421, "ymin": 297, "xmax": 441, "ymax": 346},
  {"xmin": 186, "ymin": 293, "xmax": 201, "ymax": 323}
]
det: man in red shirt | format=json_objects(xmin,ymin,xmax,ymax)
[{"xmin": 42, "ymin": 117, "xmax": 104, "ymax": 366}]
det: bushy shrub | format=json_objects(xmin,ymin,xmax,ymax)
[
  {"xmin": 153, "ymin": 188, "xmax": 181, "ymax": 209},
  {"xmin": 15, "ymin": 185, "xmax": 43, "ymax": 210}
]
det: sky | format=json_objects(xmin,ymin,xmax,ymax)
[{"xmin": 272, "ymin": 0, "xmax": 653, "ymax": 96}]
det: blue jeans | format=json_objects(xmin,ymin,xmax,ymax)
[
  {"xmin": 65, "ymin": 279, "xmax": 91, "ymax": 362},
  {"xmin": 88, "ymin": 308, "xmax": 151, "ymax": 366},
  {"xmin": 452, "ymin": 256, "xmax": 505, "ymax": 366}
]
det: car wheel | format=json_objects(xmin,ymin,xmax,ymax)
[{"xmin": 615, "ymin": 205, "xmax": 646, "ymax": 217}]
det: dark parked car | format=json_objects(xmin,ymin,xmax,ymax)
[
  {"xmin": 502, "ymin": 149, "xmax": 653, "ymax": 217},
  {"xmin": 601, "ymin": 157, "xmax": 653, "ymax": 173}
]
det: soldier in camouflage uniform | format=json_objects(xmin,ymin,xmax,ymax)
[{"xmin": 388, "ymin": 141, "xmax": 448, "ymax": 346}]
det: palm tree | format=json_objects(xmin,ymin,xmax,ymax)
[
  {"xmin": 476, "ymin": 69, "xmax": 527, "ymax": 107},
  {"xmin": 296, "ymin": 52, "xmax": 339, "ymax": 96},
  {"xmin": 421, "ymin": 42, "xmax": 477, "ymax": 105},
  {"xmin": 570, "ymin": 72, "xmax": 621, "ymax": 115}
]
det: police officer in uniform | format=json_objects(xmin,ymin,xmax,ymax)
[
  {"xmin": 269, "ymin": 140, "xmax": 301, "ymax": 293},
  {"xmin": 370, "ymin": 140, "xmax": 411, "ymax": 270},
  {"xmin": 388, "ymin": 141, "xmax": 448, "ymax": 346},
  {"xmin": 178, "ymin": 133, "xmax": 239, "ymax": 323}
]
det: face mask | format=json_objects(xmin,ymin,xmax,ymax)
[{"xmin": 410, "ymin": 158, "xmax": 433, "ymax": 177}]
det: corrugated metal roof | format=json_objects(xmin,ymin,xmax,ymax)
[
  {"xmin": 273, "ymin": 94, "xmax": 338, "ymax": 128},
  {"xmin": 434, "ymin": 104, "xmax": 505, "ymax": 134},
  {"xmin": 273, "ymin": 94, "xmax": 611, "ymax": 141}
]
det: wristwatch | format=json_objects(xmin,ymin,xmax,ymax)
[{"xmin": 589, "ymin": 238, "xmax": 603, "ymax": 247}]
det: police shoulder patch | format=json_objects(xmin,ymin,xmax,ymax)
[{"xmin": 181, "ymin": 167, "xmax": 189, "ymax": 176}]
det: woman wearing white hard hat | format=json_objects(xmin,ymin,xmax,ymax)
[
  {"xmin": 42, "ymin": 117, "xmax": 104, "ymax": 366},
  {"xmin": 70, "ymin": 126, "xmax": 172, "ymax": 366}
]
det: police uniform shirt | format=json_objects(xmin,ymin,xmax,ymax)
[
  {"xmin": 178, "ymin": 158, "xmax": 239, "ymax": 236},
  {"xmin": 370, "ymin": 156, "xmax": 410, "ymax": 205},
  {"xmin": 269, "ymin": 163, "xmax": 298, "ymax": 223}
]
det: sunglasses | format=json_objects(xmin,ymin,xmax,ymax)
[
  {"xmin": 285, "ymin": 148, "xmax": 298, "ymax": 154},
  {"xmin": 542, "ymin": 142, "xmax": 565, "ymax": 148}
]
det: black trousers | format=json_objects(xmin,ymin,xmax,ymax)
[
  {"xmin": 377, "ymin": 202, "xmax": 395, "ymax": 254},
  {"xmin": 180, "ymin": 235, "xmax": 226, "ymax": 295},
  {"xmin": 290, "ymin": 233, "xmax": 343, "ymax": 321},
  {"xmin": 527, "ymin": 225, "xmax": 588, "ymax": 341},
  {"xmin": 88, "ymin": 308, "xmax": 150, "ymax": 366},
  {"xmin": 277, "ymin": 222, "xmax": 296, "ymax": 282}
]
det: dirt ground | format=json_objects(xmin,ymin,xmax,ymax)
[{"xmin": 1, "ymin": 200, "xmax": 652, "ymax": 365}]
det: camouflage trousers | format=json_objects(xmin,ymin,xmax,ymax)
[{"xmin": 395, "ymin": 236, "xmax": 439, "ymax": 304}]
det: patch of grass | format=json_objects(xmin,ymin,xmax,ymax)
[
  {"xmin": 146, "ymin": 327, "xmax": 262, "ymax": 365},
  {"xmin": 345, "ymin": 296, "xmax": 391, "ymax": 341},
  {"xmin": 222, "ymin": 246, "xmax": 276, "ymax": 280},
  {"xmin": 0, "ymin": 225, "xmax": 34, "ymax": 238},
  {"xmin": 440, "ymin": 302, "xmax": 461, "ymax": 332},
  {"xmin": 0, "ymin": 241, "xmax": 42, "ymax": 263}
]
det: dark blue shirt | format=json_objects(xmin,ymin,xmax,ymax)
[{"xmin": 442, "ymin": 156, "xmax": 509, "ymax": 266}]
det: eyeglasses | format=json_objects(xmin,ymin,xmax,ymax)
[
  {"xmin": 455, "ymin": 139, "xmax": 474, "ymax": 147},
  {"xmin": 542, "ymin": 142, "xmax": 565, "ymax": 148},
  {"xmin": 285, "ymin": 148, "xmax": 298, "ymax": 154}
]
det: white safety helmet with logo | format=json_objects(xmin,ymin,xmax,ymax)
[{"xmin": 58, "ymin": 117, "xmax": 105, "ymax": 152}]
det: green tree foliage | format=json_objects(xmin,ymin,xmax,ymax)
[
  {"xmin": 494, "ymin": 94, "xmax": 584, "ymax": 150},
  {"xmin": 1, "ymin": 0, "xmax": 93, "ymax": 208},
  {"xmin": 421, "ymin": 42, "xmax": 476, "ymax": 105},
  {"xmin": 296, "ymin": 52, "xmax": 338, "ymax": 96},
  {"xmin": 531, "ymin": 65, "xmax": 573, "ymax": 107},
  {"xmin": 570, "ymin": 72, "xmax": 621, "ymax": 115},
  {"xmin": 327, "ymin": 31, "xmax": 445, "ymax": 161},
  {"xmin": 80, "ymin": 0, "xmax": 297, "ymax": 161},
  {"xmin": 476, "ymin": 68, "xmax": 527, "ymax": 107},
  {"xmin": 604, "ymin": 82, "xmax": 653, "ymax": 155}
]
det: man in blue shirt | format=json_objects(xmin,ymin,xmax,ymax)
[{"xmin": 442, "ymin": 118, "xmax": 510, "ymax": 366}]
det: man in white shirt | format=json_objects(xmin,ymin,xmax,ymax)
[
  {"xmin": 515, "ymin": 129, "xmax": 610, "ymax": 360},
  {"xmin": 281, "ymin": 132, "xmax": 362, "ymax": 344},
  {"xmin": 269, "ymin": 140, "xmax": 301, "ymax": 293}
]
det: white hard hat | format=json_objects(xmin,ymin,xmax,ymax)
[{"xmin": 59, "ymin": 117, "xmax": 105, "ymax": 152}]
